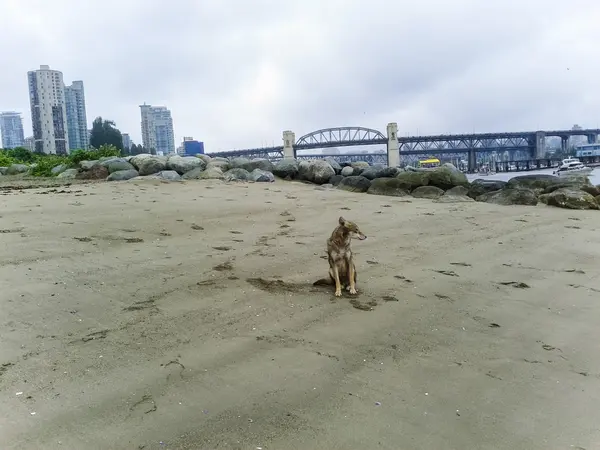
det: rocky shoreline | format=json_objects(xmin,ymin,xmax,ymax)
[{"xmin": 1, "ymin": 153, "xmax": 599, "ymax": 210}]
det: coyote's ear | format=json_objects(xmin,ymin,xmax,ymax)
[{"xmin": 338, "ymin": 216, "xmax": 346, "ymax": 225}]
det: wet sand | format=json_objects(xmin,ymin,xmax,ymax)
[{"xmin": 1, "ymin": 178, "xmax": 600, "ymax": 450}]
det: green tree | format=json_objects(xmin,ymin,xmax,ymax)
[
  {"xmin": 129, "ymin": 144, "xmax": 148, "ymax": 155},
  {"xmin": 89, "ymin": 117, "xmax": 124, "ymax": 151},
  {"xmin": 6, "ymin": 147, "xmax": 35, "ymax": 163}
]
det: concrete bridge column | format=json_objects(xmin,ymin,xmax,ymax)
[
  {"xmin": 468, "ymin": 149, "xmax": 476, "ymax": 173},
  {"xmin": 587, "ymin": 134, "xmax": 598, "ymax": 144},
  {"xmin": 282, "ymin": 130, "xmax": 295, "ymax": 159},
  {"xmin": 386, "ymin": 122, "xmax": 399, "ymax": 167},
  {"xmin": 535, "ymin": 131, "xmax": 546, "ymax": 159},
  {"xmin": 561, "ymin": 136, "xmax": 569, "ymax": 152}
]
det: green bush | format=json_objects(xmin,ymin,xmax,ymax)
[
  {"xmin": 68, "ymin": 145, "xmax": 121, "ymax": 165},
  {"xmin": 0, "ymin": 144, "xmax": 121, "ymax": 177},
  {"xmin": 5, "ymin": 147, "xmax": 35, "ymax": 163},
  {"xmin": 0, "ymin": 151, "xmax": 15, "ymax": 167},
  {"xmin": 30, "ymin": 155, "xmax": 69, "ymax": 177}
]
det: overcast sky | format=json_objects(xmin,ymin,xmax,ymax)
[{"xmin": 2, "ymin": 0, "xmax": 599, "ymax": 152}]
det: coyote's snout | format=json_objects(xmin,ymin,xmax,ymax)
[{"xmin": 313, "ymin": 216, "xmax": 367, "ymax": 297}]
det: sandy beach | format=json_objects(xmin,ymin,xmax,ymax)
[{"xmin": 1, "ymin": 177, "xmax": 600, "ymax": 450}]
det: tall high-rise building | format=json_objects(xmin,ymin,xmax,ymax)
[
  {"xmin": 140, "ymin": 103, "xmax": 175, "ymax": 155},
  {"xmin": 0, "ymin": 111, "xmax": 25, "ymax": 149},
  {"xmin": 24, "ymin": 136, "xmax": 35, "ymax": 151},
  {"xmin": 27, "ymin": 65, "xmax": 69, "ymax": 154},
  {"xmin": 121, "ymin": 133, "xmax": 132, "ymax": 152},
  {"xmin": 64, "ymin": 81, "xmax": 89, "ymax": 150}
]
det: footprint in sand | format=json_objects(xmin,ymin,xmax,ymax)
[
  {"xmin": 129, "ymin": 394, "xmax": 157, "ymax": 417},
  {"xmin": 433, "ymin": 270, "xmax": 459, "ymax": 277},
  {"xmin": 497, "ymin": 281, "xmax": 530, "ymax": 289},
  {"xmin": 161, "ymin": 359, "xmax": 185, "ymax": 382},
  {"xmin": 213, "ymin": 261, "xmax": 234, "ymax": 271}
]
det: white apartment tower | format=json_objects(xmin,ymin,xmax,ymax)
[
  {"xmin": 0, "ymin": 112, "xmax": 25, "ymax": 149},
  {"xmin": 65, "ymin": 80, "xmax": 89, "ymax": 150},
  {"xmin": 27, "ymin": 65, "xmax": 69, "ymax": 154},
  {"xmin": 140, "ymin": 103, "xmax": 175, "ymax": 155}
]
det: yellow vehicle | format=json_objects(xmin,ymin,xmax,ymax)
[{"xmin": 417, "ymin": 158, "xmax": 440, "ymax": 169}]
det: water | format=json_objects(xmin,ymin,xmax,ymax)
[{"xmin": 466, "ymin": 168, "xmax": 600, "ymax": 185}]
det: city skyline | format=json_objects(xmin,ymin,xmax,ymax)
[{"xmin": 1, "ymin": 1, "xmax": 599, "ymax": 153}]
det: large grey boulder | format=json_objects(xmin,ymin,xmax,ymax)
[
  {"xmin": 350, "ymin": 161, "xmax": 370, "ymax": 170},
  {"xmin": 467, "ymin": 179, "xmax": 508, "ymax": 199},
  {"xmin": 57, "ymin": 168, "xmax": 79, "ymax": 179},
  {"xmin": 106, "ymin": 169, "xmax": 139, "ymax": 181},
  {"xmin": 396, "ymin": 171, "xmax": 430, "ymax": 191},
  {"xmin": 249, "ymin": 169, "xmax": 275, "ymax": 182},
  {"xmin": 104, "ymin": 158, "xmax": 136, "ymax": 173},
  {"xmin": 545, "ymin": 188, "xmax": 599, "ymax": 210},
  {"xmin": 323, "ymin": 157, "xmax": 342, "ymax": 174},
  {"xmin": 155, "ymin": 170, "xmax": 182, "ymax": 181},
  {"xmin": 411, "ymin": 185, "xmax": 445, "ymax": 199},
  {"xmin": 360, "ymin": 165, "xmax": 398, "ymax": 180},
  {"xmin": 228, "ymin": 157, "xmax": 252, "ymax": 169},
  {"xmin": 205, "ymin": 159, "xmax": 230, "ymax": 172},
  {"xmin": 476, "ymin": 188, "xmax": 538, "ymax": 206},
  {"xmin": 224, "ymin": 168, "xmax": 251, "ymax": 181},
  {"xmin": 426, "ymin": 165, "xmax": 469, "ymax": 190},
  {"xmin": 337, "ymin": 175, "xmax": 371, "ymax": 193},
  {"xmin": 240, "ymin": 158, "xmax": 274, "ymax": 173},
  {"xmin": 366, "ymin": 178, "xmax": 410, "ymax": 196},
  {"xmin": 130, "ymin": 154, "xmax": 167, "ymax": 176},
  {"xmin": 138, "ymin": 157, "xmax": 167, "ymax": 176},
  {"xmin": 167, "ymin": 155, "xmax": 205, "ymax": 174},
  {"xmin": 6, "ymin": 164, "xmax": 29, "ymax": 175},
  {"xmin": 306, "ymin": 160, "xmax": 336, "ymax": 185},
  {"xmin": 183, "ymin": 166, "xmax": 224, "ymax": 180},
  {"xmin": 341, "ymin": 166, "xmax": 355, "ymax": 177},
  {"xmin": 506, "ymin": 174, "xmax": 563, "ymax": 192},
  {"xmin": 272, "ymin": 158, "xmax": 299, "ymax": 179},
  {"xmin": 51, "ymin": 164, "xmax": 69, "ymax": 175}
]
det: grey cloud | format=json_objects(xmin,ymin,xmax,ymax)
[{"xmin": 1, "ymin": 0, "xmax": 599, "ymax": 152}]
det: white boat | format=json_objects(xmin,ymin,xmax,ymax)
[
  {"xmin": 560, "ymin": 157, "xmax": 581, "ymax": 165},
  {"xmin": 553, "ymin": 159, "xmax": 593, "ymax": 176}
]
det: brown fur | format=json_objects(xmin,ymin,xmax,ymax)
[{"xmin": 313, "ymin": 216, "xmax": 367, "ymax": 296}]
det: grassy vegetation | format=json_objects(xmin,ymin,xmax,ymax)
[{"xmin": 0, "ymin": 145, "xmax": 122, "ymax": 177}]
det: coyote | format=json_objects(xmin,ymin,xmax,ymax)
[{"xmin": 313, "ymin": 216, "xmax": 367, "ymax": 296}]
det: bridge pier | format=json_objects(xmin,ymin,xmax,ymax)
[
  {"xmin": 468, "ymin": 149, "xmax": 476, "ymax": 172},
  {"xmin": 386, "ymin": 122, "xmax": 399, "ymax": 167},
  {"xmin": 535, "ymin": 131, "xmax": 546, "ymax": 159},
  {"xmin": 587, "ymin": 134, "xmax": 598, "ymax": 144},
  {"xmin": 561, "ymin": 136, "xmax": 569, "ymax": 152},
  {"xmin": 282, "ymin": 130, "xmax": 295, "ymax": 158}
]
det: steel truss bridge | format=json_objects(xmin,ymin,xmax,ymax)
[
  {"xmin": 207, "ymin": 126, "xmax": 600, "ymax": 168},
  {"xmin": 297, "ymin": 153, "xmax": 389, "ymax": 165}
]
